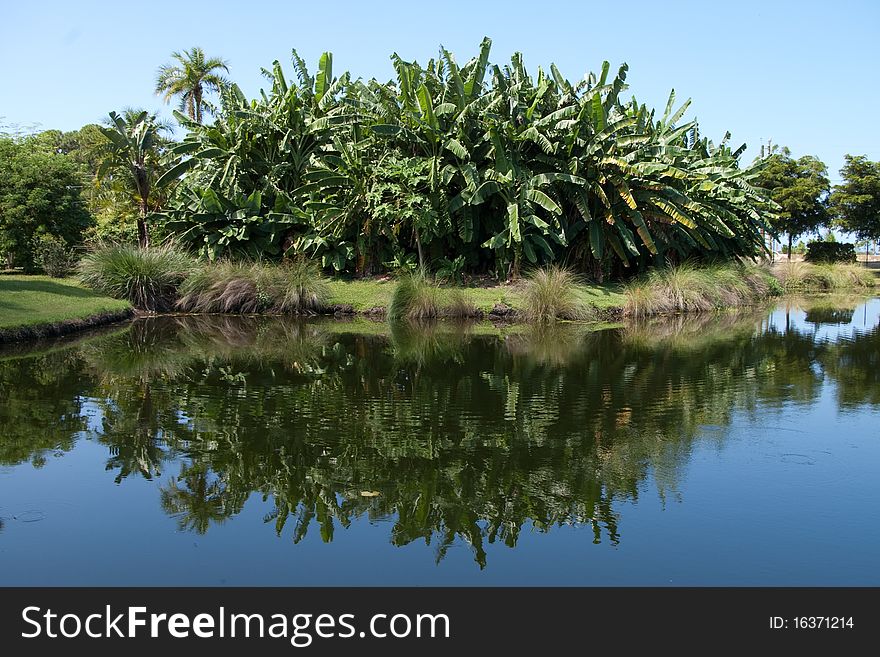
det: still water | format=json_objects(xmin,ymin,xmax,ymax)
[{"xmin": 1, "ymin": 297, "xmax": 878, "ymax": 585}]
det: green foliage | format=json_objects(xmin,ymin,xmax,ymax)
[
  {"xmin": 0, "ymin": 137, "xmax": 92, "ymax": 271},
  {"xmin": 804, "ymin": 241, "xmax": 856, "ymax": 263},
  {"xmin": 161, "ymin": 40, "xmax": 776, "ymax": 278},
  {"xmin": 782, "ymin": 240, "xmax": 807, "ymax": 255},
  {"xmin": 96, "ymin": 110, "xmax": 174, "ymax": 248},
  {"xmin": 78, "ymin": 244, "xmax": 196, "ymax": 311},
  {"xmin": 155, "ymin": 47, "xmax": 230, "ymax": 123},
  {"xmin": 176, "ymin": 259, "xmax": 329, "ymax": 314},
  {"xmin": 162, "ymin": 187, "xmax": 293, "ymax": 260},
  {"xmin": 32, "ymin": 234, "xmax": 79, "ymax": 277},
  {"xmin": 624, "ymin": 261, "xmax": 773, "ymax": 317},
  {"xmin": 520, "ymin": 266, "xmax": 591, "ymax": 322},
  {"xmin": 831, "ymin": 155, "xmax": 880, "ymax": 242},
  {"xmin": 756, "ymin": 149, "xmax": 829, "ymax": 255},
  {"xmin": 435, "ymin": 255, "xmax": 466, "ymax": 284}
]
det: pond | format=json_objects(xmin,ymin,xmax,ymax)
[{"xmin": 1, "ymin": 297, "xmax": 878, "ymax": 585}]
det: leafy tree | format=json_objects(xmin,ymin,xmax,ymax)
[
  {"xmin": 831, "ymin": 155, "xmax": 880, "ymax": 257},
  {"xmin": 0, "ymin": 137, "xmax": 92, "ymax": 270},
  {"xmin": 97, "ymin": 110, "xmax": 172, "ymax": 247},
  {"xmin": 756, "ymin": 148, "xmax": 830, "ymax": 259},
  {"xmin": 155, "ymin": 47, "xmax": 230, "ymax": 123}
]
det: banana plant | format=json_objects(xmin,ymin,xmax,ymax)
[{"xmin": 97, "ymin": 110, "xmax": 169, "ymax": 247}]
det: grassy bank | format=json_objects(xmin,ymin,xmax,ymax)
[
  {"xmin": 8, "ymin": 245, "xmax": 872, "ymax": 345},
  {"xmin": 772, "ymin": 261, "xmax": 877, "ymax": 292},
  {"xmin": 328, "ymin": 276, "xmax": 625, "ymax": 315},
  {"xmin": 0, "ymin": 275, "xmax": 131, "ymax": 329}
]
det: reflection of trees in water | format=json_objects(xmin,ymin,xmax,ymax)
[
  {"xmin": 0, "ymin": 349, "xmax": 91, "ymax": 467},
  {"xmin": 1, "ymin": 304, "xmax": 877, "ymax": 565}
]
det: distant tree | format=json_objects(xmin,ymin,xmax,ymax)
[
  {"xmin": 97, "ymin": 110, "xmax": 172, "ymax": 248},
  {"xmin": 155, "ymin": 47, "xmax": 229, "ymax": 123},
  {"xmin": 757, "ymin": 148, "xmax": 830, "ymax": 259},
  {"xmin": 831, "ymin": 155, "xmax": 880, "ymax": 259},
  {"xmin": 0, "ymin": 137, "xmax": 92, "ymax": 270}
]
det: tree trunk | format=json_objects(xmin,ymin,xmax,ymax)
[
  {"xmin": 788, "ymin": 233, "xmax": 793, "ymax": 260},
  {"xmin": 138, "ymin": 197, "xmax": 150, "ymax": 249},
  {"xmin": 194, "ymin": 85, "xmax": 203, "ymax": 123},
  {"xmin": 134, "ymin": 162, "xmax": 150, "ymax": 248},
  {"xmin": 414, "ymin": 226, "xmax": 425, "ymax": 271}
]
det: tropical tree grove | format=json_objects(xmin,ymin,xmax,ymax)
[{"xmin": 157, "ymin": 39, "xmax": 777, "ymax": 279}]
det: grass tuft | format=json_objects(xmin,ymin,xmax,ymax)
[
  {"xmin": 624, "ymin": 261, "xmax": 775, "ymax": 318},
  {"xmin": 773, "ymin": 261, "xmax": 876, "ymax": 292},
  {"xmin": 78, "ymin": 244, "xmax": 195, "ymax": 311},
  {"xmin": 519, "ymin": 266, "xmax": 593, "ymax": 323},
  {"xmin": 388, "ymin": 272, "xmax": 441, "ymax": 321},
  {"xmin": 176, "ymin": 259, "xmax": 329, "ymax": 315}
]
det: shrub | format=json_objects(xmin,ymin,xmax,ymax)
[
  {"xmin": 176, "ymin": 260, "xmax": 329, "ymax": 315},
  {"xmin": 32, "ymin": 234, "xmax": 79, "ymax": 277},
  {"xmin": 78, "ymin": 244, "xmax": 196, "ymax": 311},
  {"xmin": 520, "ymin": 266, "xmax": 592, "ymax": 322},
  {"xmin": 388, "ymin": 272, "xmax": 440, "ymax": 321},
  {"xmin": 805, "ymin": 241, "xmax": 857, "ymax": 264}
]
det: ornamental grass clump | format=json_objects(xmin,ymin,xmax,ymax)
[
  {"xmin": 388, "ymin": 272, "xmax": 440, "ymax": 321},
  {"xmin": 624, "ymin": 261, "xmax": 775, "ymax": 318},
  {"xmin": 176, "ymin": 260, "xmax": 329, "ymax": 314},
  {"xmin": 773, "ymin": 261, "xmax": 875, "ymax": 292},
  {"xmin": 520, "ymin": 266, "xmax": 592, "ymax": 323},
  {"xmin": 78, "ymin": 244, "xmax": 196, "ymax": 311}
]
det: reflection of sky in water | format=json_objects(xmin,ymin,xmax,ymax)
[{"xmin": 766, "ymin": 297, "xmax": 880, "ymax": 342}]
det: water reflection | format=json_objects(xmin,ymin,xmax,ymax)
[{"xmin": 0, "ymin": 297, "xmax": 878, "ymax": 566}]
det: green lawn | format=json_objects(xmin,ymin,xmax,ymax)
[
  {"xmin": 326, "ymin": 277, "xmax": 626, "ymax": 313},
  {"xmin": 0, "ymin": 275, "xmax": 131, "ymax": 329}
]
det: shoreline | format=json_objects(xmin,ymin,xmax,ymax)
[
  {"xmin": 2, "ymin": 266, "xmax": 875, "ymax": 345},
  {"xmin": 0, "ymin": 308, "xmax": 135, "ymax": 344}
]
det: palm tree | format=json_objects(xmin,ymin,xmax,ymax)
[
  {"xmin": 155, "ymin": 47, "xmax": 229, "ymax": 123},
  {"xmin": 97, "ymin": 110, "xmax": 168, "ymax": 247}
]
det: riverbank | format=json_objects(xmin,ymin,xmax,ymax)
[
  {"xmin": 326, "ymin": 277, "xmax": 627, "ymax": 317},
  {"xmin": 0, "ymin": 276, "xmax": 133, "ymax": 343},
  {"xmin": 2, "ymin": 260, "xmax": 875, "ymax": 344}
]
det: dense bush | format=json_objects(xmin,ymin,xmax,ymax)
[
  {"xmin": 160, "ymin": 40, "xmax": 776, "ymax": 279},
  {"xmin": 804, "ymin": 241, "xmax": 857, "ymax": 263},
  {"xmin": 388, "ymin": 272, "xmax": 479, "ymax": 321},
  {"xmin": 0, "ymin": 137, "xmax": 92, "ymax": 271},
  {"xmin": 32, "ymin": 234, "xmax": 79, "ymax": 277},
  {"xmin": 388, "ymin": 273, "xmax": 441, "ymax": 321}
]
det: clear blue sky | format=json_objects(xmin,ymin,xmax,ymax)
[{"xmin": 2, "ymin": 0, "xmax": 877, "ymax": 182}]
